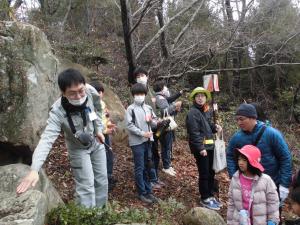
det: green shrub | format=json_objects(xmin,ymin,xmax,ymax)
[
  {"xmin": 47, "ymin": 201, "xmax": 150, "ymax": 225},
  {"xmin": 47, "ymin": 198, "xmax": 185, "ymax": 225},
  {"xmin": 149, "ymin": 198, "xmax": 185, "ymax": 225}
]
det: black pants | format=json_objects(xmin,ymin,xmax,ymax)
[
  {"xmin": 152, "ymin": 135, "xmax": 159, "ymax": 173},
  {"xmin": 276, "ymin": 185, "xmax": 283, "ymax": 225},
  {"xmin": 104, "ymin": 134, "xmax": 114, "ymax": 181},
  {"xmin": 194, "ymin": 149, "xmax": 215, "ymax": 200}
]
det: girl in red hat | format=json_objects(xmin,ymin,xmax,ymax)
[{"xmin": 227, "ymin": 145, "xmax": 279, "ymax": 225}]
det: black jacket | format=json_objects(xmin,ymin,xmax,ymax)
[{"xmin": 186, "ymin": 103, "xmax": 217, "ymax": 153}]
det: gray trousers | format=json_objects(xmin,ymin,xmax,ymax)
[{"xmin": 68, "ymin": 140, "xmax": 108, "ymax": 207}]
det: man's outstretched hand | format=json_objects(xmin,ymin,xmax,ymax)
[{"xmin": 16, "ymin": 170, "xmax": 39, "ymax": 195}]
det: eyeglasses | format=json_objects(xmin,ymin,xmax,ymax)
[
  {"xmin": 194, "ymin": 94, "xmax": 206, "ymax": 99},
  {"xmin": 65, "ymin": 86, "xmax": 86, "ymax": 99}
]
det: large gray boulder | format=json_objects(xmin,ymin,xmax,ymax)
[
  {"xmin": 182, "ymin": 207, "xmax": 226, "ymax": 225},
  {"xmin": 0, "ymin": 21, "xmax": 60, "ymax": 150},
  {"xmin": 0, "ymin": 21, "xmax": 126, "ymax": 165},
  {"xmin": 0, "ymin": 164, "xmax": 63, "ymax": 225}
]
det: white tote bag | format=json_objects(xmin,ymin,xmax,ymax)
[
  {"xmin": 213, "ymin": 131, "xmax": 227, "ymax": 173},
  {"xmin": 163, "ymin": 109, "xmax": 178, "ymax": 131}
]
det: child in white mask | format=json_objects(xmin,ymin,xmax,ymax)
[{"xmin": 125, "ymin": 83, "xmax": 159, "ymax": 204}]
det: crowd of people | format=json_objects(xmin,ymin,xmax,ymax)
[{"xmin": 15, "ymin": 68, "xmax": 300, "ymax": 225}]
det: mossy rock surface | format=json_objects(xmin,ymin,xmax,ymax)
[
  {"xmin": 183, "ymin": 207, "xmax": 226, "ymax": 225},
  {"xmin": 0, "ymin": 21, "xmax": 59, "ymax": 148}
]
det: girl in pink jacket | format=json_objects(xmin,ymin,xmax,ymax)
[{"xmin": 227, "ymin": 145, "xmax": 279, "ymax": 225}]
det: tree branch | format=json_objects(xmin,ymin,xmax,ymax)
[
  {"xmin": 59, "ymin": 0, "xmax": 72, "ymax": 34},
  {"xmin": 158, "ymin": 62, "xmax": 300, "ymax": 79},
  {"xmin": 113, "ymin": 0, "xmax": 121, "ymax": 12},
  {"xmin": 129, "ymin": 0, "xmax": 157, "ymax": 35},
  {"xmin": 135, "ymin": 0, "xmax": 203, "ymax": 60},
  {"xmin": 170, "ymin": 0, "xmax": 204, "ymax": 54}
]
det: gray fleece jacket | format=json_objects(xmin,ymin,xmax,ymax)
[
  {"xmin": 125, "ymin": 102, "xmax": 157, "ymax": 146},
  {"xmin": 31, "ymin": 84, "xmax": 103, "ymax": 172}
]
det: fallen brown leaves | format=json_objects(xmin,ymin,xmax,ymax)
[{"xmin": 44, "ymin": 134, "xmax": 231, "ymax": 222}]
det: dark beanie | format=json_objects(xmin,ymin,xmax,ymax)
[{"xmin": 236, "ymin": 103, "xmax": 257, "ymax": 118}]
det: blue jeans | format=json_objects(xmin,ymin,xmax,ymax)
[
  {"xmin": 159, "ymin": 131, "xmax": 173, "ymax": 169},
  {"xmin": 104, "ymin": 134, "xmax": 114, "ymax": 181},
  {"xmin": 131, "ymin": 142, "xmax": 152, "ymax": 195}
]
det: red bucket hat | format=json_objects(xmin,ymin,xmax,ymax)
[{"xmin": 238, "ymin": 145, "xmax": 264, "ymax": 172}]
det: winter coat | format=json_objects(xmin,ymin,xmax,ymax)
[
  {"xmin": 186, "ymin": 103, "xmax": 217, "ymax": 153},
  {"xmin": 227, "ymin": 171, "xmax": 279, "ymax": 225},
  {"xmin": 227, "ymin": 121, "xmax": 292, "ymax": 187},
  {"xmin": 125, "ymin": 102, "xmax": 157, "ymax": 146}
]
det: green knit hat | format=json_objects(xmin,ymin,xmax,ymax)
[{"xmin": 189, "ymin": 87, "xmax": 211, "ymax": 101}]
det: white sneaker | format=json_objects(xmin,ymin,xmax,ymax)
[
  {"xmin": 162, "ymin": 168, "xmax": 176, "ymax": 176},
  {"xmin": 169, "ymin": 167, "xmax": 176, "ymax": 174}
]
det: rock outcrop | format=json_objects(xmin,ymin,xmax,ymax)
[
  {"xmin": 182, "ymin": 207, "xmax": 226, "ymax": 225},
  {"xmin": 0, "ymin": 21, "xmax": 126, "ymax": 165},
  {"xmin": 0, "ymin": 164, "xmax": 63, "ymax": 225}
]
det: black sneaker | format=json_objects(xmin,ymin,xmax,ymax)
[
  {"xmin": 146, "ymin": 194, "xmax": 159, "ymax": 203},
  {"xmin": 138, "ymin": 194, "xmax": 153, "ymax": 204}
]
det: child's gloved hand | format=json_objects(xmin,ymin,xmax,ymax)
[{"xmin": 267, "ymin": 220, "xmax": 276, "ymax": 225}]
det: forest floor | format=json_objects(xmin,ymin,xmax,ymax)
[
  {"xmin": 44, "ymin": 134, "xmax": 231, "ymax": 223},
  {"xmin": 44, "ymin": 126, "xmax": 300, "ymax": 224}
]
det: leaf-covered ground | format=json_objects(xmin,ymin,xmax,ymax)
[
  {"xmin": 44, "ymin": 134, "xmax": 231, "ymax": 222},
  {"xmin": 44, "ymin": 122, "xmax": 300, "ymax": 223}
]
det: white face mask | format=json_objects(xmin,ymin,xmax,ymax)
[
  {"xmin": 163, "ymin": 86, "xmax": 170, "ymax": 97},
  {"xmin": 136, "ymin": 76, "xmax": 148, "ymax": 85},
  {"xmin": 68, "ymin": 95, "xmax": 87, "ymax": 106},
  {"xmin": 134, "ymin": 95, "xmax": 145, "ymax": 105}
]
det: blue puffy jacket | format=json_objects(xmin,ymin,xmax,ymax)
[{"xmin": 226, "ymin": 121, "xmax": 292, "ymax": 188}]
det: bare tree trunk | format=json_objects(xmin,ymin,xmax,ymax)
[
  {"xmin": 157, "ymin": 0, "xmax": 168, "ymax": 58},
  {"xmin": 120, "ymin": 0, "xmax": 136, "ymax": 84},
  {"xmin": 225, "ymin": 0, "xmax": 240, "ymax": 97},
  {"xmin": 136, "ymin": 0, "xmax": 201, "ymax": 60}
]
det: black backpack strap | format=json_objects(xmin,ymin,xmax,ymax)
[
  {"xmin": 66, "ymin": 111, "xmax": 76, "ymax": 134},
  {"xmin": 66, "ymin": 110, "xmax": 88, "ymax": 134},
  {"xmin": 131, "ymin": 109, "xmax": 136, "ymax": 124},
  {"xmin": 253, "ymin": 125, "xmax": 266, "ymax": 146}
]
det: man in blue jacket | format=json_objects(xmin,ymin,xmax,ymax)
[{"xmin": 227, "ymin": 103, "xmax": 292, "ymax": 206}]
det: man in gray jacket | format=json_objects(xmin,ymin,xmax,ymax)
[{"xmin": 16, "ymin": 69, "xmax": 108, "ymax": 208}]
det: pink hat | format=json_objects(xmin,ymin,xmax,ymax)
[{"xmin": 238, "ymin": 145, "xmax": 264, "ymax": 172}]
